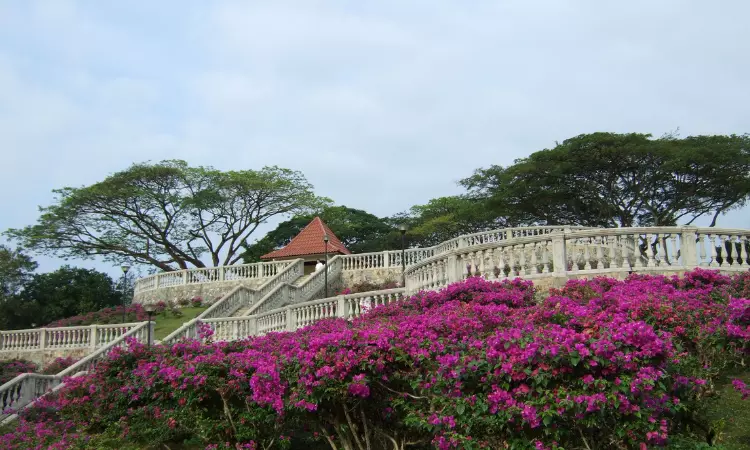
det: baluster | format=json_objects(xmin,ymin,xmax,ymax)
[
  {"xmin": 477, "ymin": 250, "xmax": 486, "ymax": 278},
  {"xmin": 583, "ymin": 239, "xmax": 592, "ymax": 270},
  {"xmin": 698, "ymin": 235, "xmax": 708, "ymax": 267},
  {"xmin": 541, "ymin": 242, "xmax": 550, "ymax": 274},
  {"xmin": 719, "ymin": 235, "xmax": 730, "ymax": 268},
  {"xmin": 595, "ymin": 238, "xmax": 604, "ymax": 270},
  {"xmin": 508, "ymin": 246, "xmax": 517, "ymax": 277},
  {"xmin": 729, "ymin": 235, "xmax": 739, "ymax": 268},
  {"xmin": 529, "ymin": 242, "xmax": 538, "ymax": 274},
  {"xmin": 606, "ymin": 236, "xmax": 617, "ymax": 269},
  {"xmin": 633, "ymin": 234, "xmax": 644, "ymax": 268},
  {"xmin": 498, "ymin": 248, "xmax": 507, "ymax": 279},
  {"xmin": 569, "ymin": 239, "xmax": 579, "ymax": 272},
  {"xmin": 485, "ymin": 248, "xmax": 496, "ymax": 280},
  {"xmin": 709, "ymin": 234, "xmax": 719, "ymax": 267},
  {"xmin": 737, "ymin": 236, "xmax": 747, "ymax": 267},
  {"xmin": 670, "ymin": 235, "xmax": 679, "ymax": 267},
  {"xmin": 518, "ymin": 244, "xmax": 527, "ymax": 276}
]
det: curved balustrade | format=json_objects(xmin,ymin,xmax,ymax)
[
  {"xmin": 134, "ymin": 260, "xmax": 293, "ymax": 293},
  {"xmin": 405, "ymin": 226, "xmax": 750, "ymax": 294}
]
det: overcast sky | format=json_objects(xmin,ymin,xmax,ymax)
[{"xmin": 1, "ymin": 0, "xmax": 749, "ymax": 277}]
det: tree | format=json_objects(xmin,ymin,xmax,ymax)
[
  {"xmin": 0, "ymin": 245, "xmax": 37, "ymax": 297},
  {"xmin": 242, "ymin": 206, "xmax": 393, "ymax": 262},
  {"xmin": 461, "ymin": 132, "xmax": 750, "ymax": 227},
  {"xmin": 393, "ymin": 196, "xmax": 508, "ymax": 247},
  {"xmin": 0, "ymin": 266, "xmax": 124, "ymax": 329},
  {"xmin": 5, "ymin": 160, "xmax": 329, "ymax": 271}
]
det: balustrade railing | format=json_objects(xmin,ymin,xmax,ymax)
[
  {"xmin": 0, "ymin": 323, "xmax": 145, "ymax": 353},
  {"xmin": 161, "ymin": 260, "xmax": 305, "ymax": 343},
  {"xmin": 197, "ymin": 288, "xmax": 406, "ymax": 341},
  {"xmin": 405, "ymin": 226, "xmax": 750, "ymax": 294},
  {"xmin": 245, "ymin": 256, "xmax": 344, "ymax": 316},
  {"xmin": 134, "ymin": 260, "xmax": 293, "ymax": 293},
  {"xmin": 338, "ymin": 226, "xmax": 588, "ymax": 272},
  {"xmin": 0, "ymin": 322, "xmax": 151, "ymax": 425}
]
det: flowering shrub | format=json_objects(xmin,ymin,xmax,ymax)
[
  {"xmin": 45, "ymin": 302, "xmax": 168, "ymax": 327},
  {"xmin": 0, "ymin": 359, "xmax": 37, "ymax": 385},
  {"xmin": 40, "ymin": 357, "xmax": 79, "ymax": 375},
  {"xmin": 191, "ymin": 296, "xmax": 204, "ymax": 307},
  {"xmin": 3, "ymin": 270, "xmax": 749, "ymax": 449}
]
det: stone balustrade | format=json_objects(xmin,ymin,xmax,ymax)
[
  {"xmin": 404, "ymin": 226, "xmax": 750, "ymax": 294},
  {"xmin": 194, "ymin": 288, "xmax": 406, "ymax": 341},
  {"xmin": 0, "ymin": 323, "xmax": 145, "ymax": 354},
  {"xmin": 161, "ymin": 260, "xmax": 306, "ymax": 343},
  {"xmin": 0, "ymin": 322, "xmax": 151, "ymax": 425},
  {"xmin": 133, "ymin": 260, "xmax": 294, "ymax": 304},
  {"xmin": 134, "ymin": 260, "xmax": 292, "ymax": 293}
]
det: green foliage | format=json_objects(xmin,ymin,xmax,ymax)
[
  {"xmin": 394, "ymin": 196, "xmax": 506, "ymax": 247},
  {"xmin": 0, "ymin": 245, "xmax": 37, "ymax": 297},
  {"xmin": 243, "ymin": 206, "xmax": 393, "ymax": 262},
  {"xmin": 5, "ymin": 160, "xmax": 329, "ymax": 271},
  {"xmin": 461, "ymin": 132, "xmax": 750, "ymax": 227},
  {"xmin": 0, "ymin": 266, "xmax": 123, "ymax": 329}
]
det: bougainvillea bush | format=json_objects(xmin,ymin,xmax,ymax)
[
  {"xmin": 40, "ymin": 357, "xmax": 79, "ymax": 375},
  {"xmin": 0, "ymin": 359, "xmax": 37, "ymax": 385},
  {"xmin": 45, "ymin": 302, "xmax": 168, "ymax": 327},
  {"xmin": 3, "ymin": 269, "xmax": 749, "ymax": 449}
]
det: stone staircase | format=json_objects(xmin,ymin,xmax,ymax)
[{"xmin": 292, "ymin": 273, "xmax": 312, "ymax": 286}]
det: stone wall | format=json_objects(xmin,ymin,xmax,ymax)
[
  {"xmin": 0, "ymin": 348, "xmax": 92, "ymax": 368},
  {"xmin": 341, "ymin": 268, "xmax": 402, "ymax": 288},
  {"xmin": 133, "ymin": 279, "xmax": 266, "ymax": 304}
]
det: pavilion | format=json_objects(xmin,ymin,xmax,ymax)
[{"xmin": 260, "ymin": 217, "xmax": 351, "ymax": 274}]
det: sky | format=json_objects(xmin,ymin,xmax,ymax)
[{"xmin": 1, "ymin": 0, "xmax": 749, "ymax": 278}]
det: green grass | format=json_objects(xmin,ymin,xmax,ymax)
[
  {"xmin": 705, "ymin": 369, "xmax": 750, "ymax": 449},
  {"xmin": 152, "ymin": 306, "xmax": 207, "ymax": 340}
]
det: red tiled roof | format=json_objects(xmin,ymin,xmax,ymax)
[{"xmin": 260, "ymin": 217, "xmax": 351, "ymax": 260}]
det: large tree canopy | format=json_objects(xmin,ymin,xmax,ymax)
[
  {"xmin": 393, "ymin": 196, "xmax": 507, "ymax": 247},
  {"xmin": 6, "ymin": 160, "xmax": 329, "ymax": 271},
  {"xmin": 461, "ymin": 132, "xmax": 750, "ymax": 227},
  {"xmin": 0, "ymin": 245, "xmax": 37, "ymax": 298},
  {"xmin": 242, "ymin": 206, "xmax": 393, "ymax": 262}
]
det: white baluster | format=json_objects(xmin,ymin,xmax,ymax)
[
  {"xmin": 698, "ymin": 235, "xmax": 708, "ymax": 267},
  {"xmin": 719, "ymin": 235, "xmax": 729, "ymax": 268},
  {"xmin": 633, "ymin": 234, "xmax": 644, "ymax": 268},
  {"xmin": 595, "ymin": 238, "xmax": 604, "ymax": 270},
  {"xmin": 583, "ymin": 240, "xmax": 592, "ymax": 270},
  {"xmin": 709, "ymin": 234, "xmax": 719, "ymax": 268},
  {"xmin": 518, "ymin": 244, "xmax": 527, "ymax": 275},
  {"xmin": 670, "ymin": 235, "xmax": 679, "ymax": 267},
  {"xmin": 541, "ymin": 242, "xmax": 550, "ymax": 274},
  {"xmin": 498, "ymin": 248, "xmax": 507, "ymax": 279}
]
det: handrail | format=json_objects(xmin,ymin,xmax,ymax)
[
  {"xmin": 161, "ymin": 259, "xmax": 305, "ymax": 343},
  {"xmin": 244, "ymin": 256, "xmax": 344, "ymax": 316},
  {"xmin": 134, "ymin": 260, "xmax": 293, "ymax": 293},
  {"xmin": 198, "ymin": 287, "xmax": 407, "ymax": 340}
]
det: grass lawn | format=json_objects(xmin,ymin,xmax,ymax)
[
  {"xmin": 706, "ymin": 369, "xmax": 750, "ymax": 449},
  {"xmin": 152, "ymin": 306, "xmax": 207, "ymax": 340}
]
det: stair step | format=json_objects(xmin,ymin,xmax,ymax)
[{"xmin": 293, "ymin": 274, "xmax": 312, "ymax": 286}]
